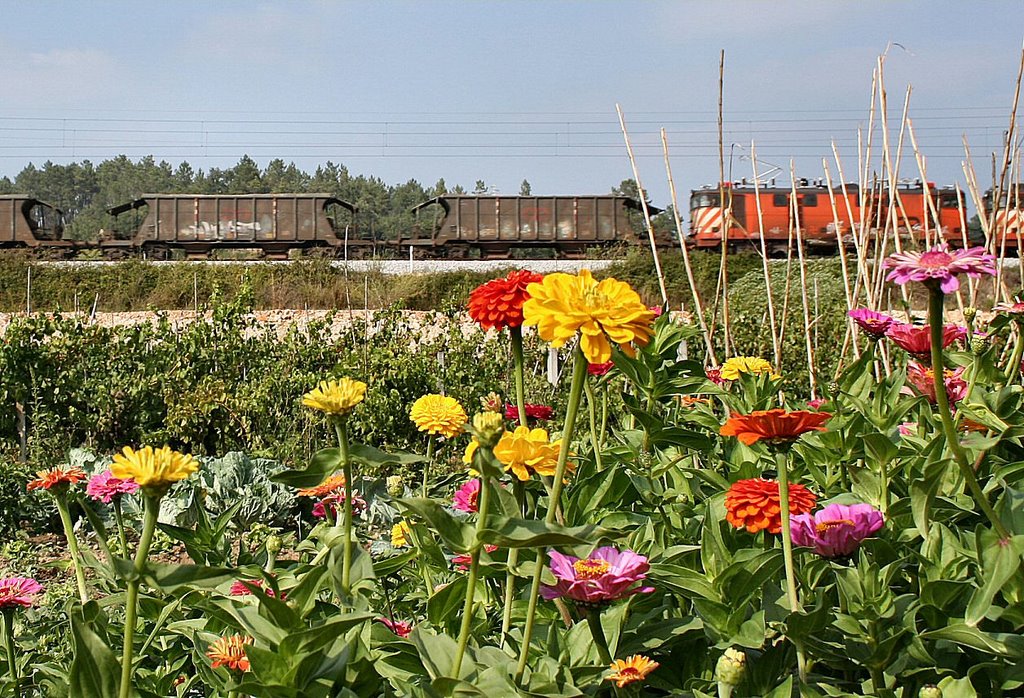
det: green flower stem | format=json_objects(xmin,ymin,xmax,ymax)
[
  {"xmin": 1004, "ymin": 325, "xmax": 1024, "ymax": 383},
  {"xmin": 584, "ymin": 608, "xmax": 614, "ymax": 665},
  {"xmin": 333, "ymin": 420, "xmax": 355, "ymax": 596},
  {"xmin": 584, "ymin": 378, "xmax": 604, "ymax": 471},
  {"xmin": 774, "ymin": 450, "xmax": 807, "ymax": 683},
  {"xmin": 515, "ymin": 347, "xmax": 589, "ymax": 684},
  {"xmin": 119, "ymin": 494, "xmax": 160, "ymax": 698},
  {"xmin": 501, "ymin": 324, "xmax": 530, "ymax": 645},
  {"xmin": 599, "ymin": 385, "xmax": 609, "ymax": 451},
  {"xmin": 54, "ymin": 495, "xmax": 89, "ymax": 605},
  {"xmin": 3, "ymin": 610, "xmax": 18, "ymax": 696},
  {"xmin": 422, "ymin": 435, "xmax": 435, "ymax": 498},
  {"xmin": 113, "ymin": 498, "xmax": 128, "ymax": 556},
  {"xmin": 511, "ymin": 326, "xmax": 529, "ymax": 428},
  {"xmin": 452, "ymin": 474, "xmax": 493, "ymax": 676},
  {"xmin": 928, "ymin": 287, "xmax": 1011, "ymax": 541}
]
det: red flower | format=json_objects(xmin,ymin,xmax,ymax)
[
  {"xmin": 705, "ymin": 367, "xmax": 726, "ymax": 386},
  {"xmin": 27, "ymin": 467, "xmax": 87, "ymax": 492},
  {"xmin": 725, "ymin": 478, "xmax": 817, "ymax": 534},
  {"xmin": 588, "ymin": 361, "xmax": 614, "ymax": 377},
  {"xmin": 452, "ymin": 544, "xmax": 498, "ymax": 571},
  {"xmin": 504, "ymin": 402, "xmax": 554, "ymax": 422},
  {"xmin": 885, "ymin": 323, "xmax": 965, "ymax": 360},
  {"xmin": 719, "ymin": 409, "xmax": 831, "ymax": 446},
  {"xmin": 467, "ymin": 269, "xmax": 543, "ymax": 331},
  {"xmin": 377, "ymin": 617, "xmax": 413, "ymax": 638}
]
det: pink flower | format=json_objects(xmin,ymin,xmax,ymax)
[
  {"xmin": 0, "ymin": 577, "xmax": 42, "ymax": 609},
  {"xmin": 994, "ymin": 299, "xmax": 1024, "ymax": 316},
  {"xmin": 898, "ymin": 422, "xmax": 918, "ymax": 436},
  {"xmin": 312, "ymin": 490, "xmax": 366, "ymax": 519},
  {"xmin": 504, "ymin": 403, "xmax": 555, "ymax": 422},
  {"xmin": 649, "ymin": 305, "xmax": 664, "ymax": 317},
  {"xmin": 848, "ymin": 308, "xmax": 896, "ymax": 338},
  {"xmin": 229, "ymin": 579, "xmax": 283, "ymax": 599},
  {"xmin": 806, "ymin": 398, "xmax": 827, "ymax": 410},
  {"xmin": 377, "ymin": 617, "xmax": 412, "ymax": 638},
  {"xmin": 791, "ymin": 502, "xmax": 884, "ymax": 558},
  {"xmin": 883, "ymin": 244, "xmax": 995, "ymax": 293},
  {"xmin": 588, "ymin": 361, "xmax": 614, "ymax": 377},
  {"xmin": 452, "ymin": 479, "xmax": 481, "ymax": 513},
  {"xmin": 452, "ymin": 544, "xmax": 498, "ymax": 571},
  {"xmin": 85, "ymin": 470, "xmax": 139, "ymax": 503},
  {"xmin": 886, "ymin": 323, "xmax": 965, "ymax": 360},
  {"xmin": 540, "ymin": 547, "xmax": 654, "ymax": 606},
  {"xmin": 905, "ymin": 362, "xmax": 968, "ymax": 404},
  {"xmin": 705, "ymin": 367, "xmax": 726, "ymax": 386}
]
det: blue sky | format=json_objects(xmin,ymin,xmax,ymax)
[{"xmin": 1, "ymin": 1, "xmax": 1022, "ymax": 206}]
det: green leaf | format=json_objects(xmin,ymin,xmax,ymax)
[
  {"xmin": 409, "ymin": 627, "xmax": 465, "ymax": 681},
  {"xmin": 921, "ymin": 623, "xmax": 1024, "ymax": 657},
  {"xmin": 271, "ymin": 447, "xmax": 341, "ymax": 489},
  {"xmin": 965, "ymin": 532, "xmax": 1024, "ymax": 626},
  {"xmin": 142, "ymin": 561, "xmax": 236, "ymax": 592},
  {"xmin": 478, "ymin": 516, "xmax": 611, "ymax": 549},
  {"xmin": 395, "ymin": 497, "xmax": 475, "ymax": 553},
  {"xmin": 910, "ymin": 457, "xmax": 947, "ymax": 538},
  {"xmin": 373, "ymin": 550, "xmax": 419, "ymax": 578},
  {"xmin": 69, "ymin": 608, "xmax": 123, "ymax": 698},
  {"xmin": 647, "ymin": 563, "xmax": 721, "ymax": 602},
  {"xmin": 349, "ymin": 443, "xmax": 425, "ymax": 468}
]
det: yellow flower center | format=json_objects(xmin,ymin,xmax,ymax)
[
  {"xmin": 573, "ymin": 559, "xmax": 611, "ymax": 579},
  {"xmin": 816, "ymin": 519, "xmax": 854, "ymax": 533}
]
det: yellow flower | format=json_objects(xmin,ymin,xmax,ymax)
[
  {"xmin": 492, "ymin": 426, "xmax": 564, "ymax": 481},
  {"xmin": 719, "ymin": 357, "xmax": 780, "ymax": 381},
  {"xmin": 111, "ymin": 446, "xmax": 198, "ymax": 496},
  {"xmin": 472, "ymin": 412, "xmax": 505, "ymax": 448},
  {"xmin": 391, "ymin": 520, "xmax": 412, "ymax": 548},
  {"xmin": 410, "ymin": 394, "xmax": 467, "ymax": 439},
  {"xmin": 607, "ymin": 655, "xmax": 659, "ymax": 688},
  {"xmin": 522, "ymin": 269, "xmax": 655, "ymax": 364},
  {"xmin": 302, "ymin": 378, "xmax": 367, "ymax": 417}
]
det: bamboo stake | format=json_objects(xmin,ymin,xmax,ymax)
[
  {"xmin": 616, "ymin": 104, "xmax": 669, "ymax": 307},
  {"xmin": 823, "ymin": 161, "xmax": 860, "ymax": 364},
  {"xmin": 714, "ymin": 50, "xmax": 733, "ymax": 356},
  {"xmin": 751, "ymin": 142, "xmax": 782, "ymax": 368},
  {"xmin": 661, "ymin": 128, "xmax": 717, "ymax": 365},
  {"xmin": 831, "ymin": 142, "xmax": 872, "ymax": 308},
  {"xmin": 790, "ymin": 162, "xmax": 817, "ymax": 398}
]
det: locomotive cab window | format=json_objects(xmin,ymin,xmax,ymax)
[
  {"xmin": 802, "ymin": 194, "xmax": 818, "ymax": 207},
  {"xmin": 773, "ymin": 194, "xmax": 788, "ymax": 207},
  {"xmin": 690, "ymin": 193, "xmax": 720, "ymax": 209}
]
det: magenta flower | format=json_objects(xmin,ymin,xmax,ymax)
[
  {"xmin": 376, "ymin": 617, "xmax": 412, "ymax": 638},
  {"xmin": 229, "ymin": 579, "xmax": 283, "ymax": 599},
  {"xmin": 883, "ymin": 244, "xmax": 995, "ymax": 293},
  {"xmin": 85, "ymin": 470, "xmax": 139, "ymax": 503},
  {"xmin": 452, "ymin": 544, "xmax": 498, "ymax": 571},
  {"xmin": 886, "ymin": 323, "xmax": 965, "ymax": 360},
  {"xmin": 540, "ymin": 547, "xmax": 654, "ymax": 606},
  {"xmin": 806, "ymin": 398, "xmax": 827, "ymax": 410},
  {"xmin": 312, "ymin": 490, "xmax": 366, "ymax": 519},
  {"xmin": 705, "ymin": 367, "xmax": 726, "ymax": 386},
  {"xmin": 848, "ymin": 308, "xmax": 896, "ymax": 338},
  {"xmin": 452, "ymin": 479, "xmax": 481, "ymax": 513},
  {"xmin": 791, "ymin": 502, "xmax": 884, "ymax": 558},
  {"xmin": 504, "ymin": 403, "xmax": 555, "ymax": 422},
  {"xmin": 905, "ymin": 362, "xmax": 968, "ymax": 404},
  {"xmin": 994, "ymin": 299, "xmax": 1024, "ymax": 317},
  {"xmin": 588, "ymin": 361, "xmax": 614, "ymax": 377},
  {"xmin": 898, "ymin": 421, "xmax": 918, "ymax": 436},
  {"xmin": 0, "ymin": 577, "xmax": 42, "ymax": 609}
]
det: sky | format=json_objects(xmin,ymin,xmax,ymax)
[{"xmin": 1, "ymin": 1, "xmax": 1023, "ymax": 209}]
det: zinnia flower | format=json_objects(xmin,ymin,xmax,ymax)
[
  {"xmin": 905, "ymin": 362, "xmax": 968, "ymax": 404},
  {"xmin": 377, "ymin": 617, "xmax": 413, "ymax": 638},
  {"xmin": 790, "ymin": 502, "xmax": 884, "ymax": 558},
  {"xmin": 0, "ymin": 577, "xmax": 42, "ymax": 609},
  {"xmin": 493, "ymin": 426, "xmax": 563, "ymax": 481},
  {"xmin": 705, "ymin": 367, "xmax": 726, "ymax": 386},
  {"xmin": 540, "ymin": 547, "xmax": 654, "ymax": 606},
  {"xmin": 85, "ymin": 470, "xmax": 139, "ymax": 503},
  {"xmin": 302, "ymin": 378, "xmax": 367, "ymax": 417},
  {"xmin": 479, "ymin": 392, "xmax": 503, "ymax": 413},
  {"xmin": 719, "ymin": 356, "xmax": 779, "ymax": 381},
  {"xmin": 452, "ymin": 544, "xmax": 498, "ymax": 571},
  {"xmin": 312, "ymin": 491, "xmax": 366, "ymax": 519},
  {"xmin": 725, "ymin": 478, "xmax": 817, "ymax": 534},
  {"xmin": 588, "ymin": 361, "xmax": 614, "ymax": 377},
  {"xmin": 410, "ymin": 394, "xmax": 468, "ymax": 439},
  {"xmin": 883, "ymin": 244, "xmax": 995, "ymax": 293},
  {"xmin": 607, "ymin": 655, "xmax": 659, "ymax": 689},
  {"xmin": 229, "ymin": 579, "xmax": 283, "ymax": 599},
  {"xmin": 467, "ymin": 269, "xmax": 543, "ymax": 331},
  {"xmin": 848, "ymin": 308, "xmax": 896, "ymax": 338},
  {"xmin": 886, "ymin": 323, "xmax": 966, "ymax": 360},
  {"xmin": 719, "ymin": 409, "xmax": 831, "ymax": 446},
  {"xmin": 207, "ymin": 634, "xmax": 252, "ymax": 672},
  {"xmin": 297, "ymin": 474, "xmax": 347, "ymax": 498},
  {"xmin": 391, "ymin": 520, "xmax": 412, "ymax": 548},
  {"xmin": 994, "ymin": 299, "xmax": 1024, "ymax": 317},
  {"xmin": 522, "ymin": 269, "xmax": 656, "ymax": 364},
  {"xmin": 504, "ymin": 402, "xmax": 554, "ymax": 423},
  {"xmin": 806, "ymin": 398, "xmax": 827, "ymax": 410},
  {"xmin": 452, "ymin": 479, "xmax": 481, "ymax": 513},
  {"xmin": 27, "ymin": 467, "xmax": 87, "ymax": 492},
  {"xmin": 110, "ymin": 446, "xmax": 198, "ymax": 495},
  {"xmin": 898, "ymin": 422, "xmax": 918, "ymax": 436}
]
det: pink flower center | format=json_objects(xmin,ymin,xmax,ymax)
[
  {"xmin": 917, "ymin": 250, "xmax": 953, "ymax": 268},
  {"xmin": 573, "ymin": 559, "xmax": 611, "ymax": 579},
  {"xmin": 816, "ymin": 519, "xmax": 854, "ymax": 533}
]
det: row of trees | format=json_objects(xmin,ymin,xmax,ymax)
[{"xmin": 0, "ymin": 155, "xmax": 654, "ymax": 242}]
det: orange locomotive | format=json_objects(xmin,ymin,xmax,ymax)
[{"xmin": 689, "ymin": 179, "xmax": 967, "ymax": 252}]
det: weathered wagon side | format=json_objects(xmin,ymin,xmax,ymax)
[
  {"xmin": 0, "ymin": 196, "xmax": 65, "ymax": 249},
  {"xmin": 106, "ymin": 194, "xmax": 358, "ymax": 259}
]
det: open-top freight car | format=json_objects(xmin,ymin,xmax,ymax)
[
  {"xmin": 106, "ymin": 193, "xmax": 359, "ymax": 259},
  {"xmin": 405, "ymin": 194, "xmax": 663, "ymax": 259},
  {"xmin": 689, "ymin": 179, "xmax": 967, "ymax": 252},
  {"xmin": 0, "ymin": 196, "xmax": 68, "ymax": 253}
]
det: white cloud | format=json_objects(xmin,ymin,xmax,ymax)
[{"xmin": 0, "ymin": 44, "xmax": 127, "ymax": 108}]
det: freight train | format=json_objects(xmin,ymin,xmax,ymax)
[{"xmin": 0, "ymin": 183, "xmax": 1015, "ymax": 259}]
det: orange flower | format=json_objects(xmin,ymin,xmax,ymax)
[
  {"xmin": 296, "ymin": 474, "xmax": 347, "ymax": 498},
  {"xmin": 467, "ymin": 269, "xmax": 543, "ymax": 331},
  {"xmin": 207, "ymin": 634, "xmax": 252, "ymax": 672},
  {"xmin": 719, "ymin": 409, "xmax": 830, "ymax": 446},
  {"xmin": 725, "ymin": 478, "xmax": 817, "ymax": 534},
  {"xmin": 27, "ymin": 467, "xmax": 87, "ymax": 492},
  {"xmin": 607, "ymin": 655, "xmax": 659, "ymax": 688}
]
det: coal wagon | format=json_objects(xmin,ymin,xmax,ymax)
[
  {"xmin": 106, "ymin": 194, "xmax": 359, "ymax": 259},
  {"xmin": 0, "ymin": 196, "xmax": 67, "ymax": 253},
  {"xmin": 405, "ymin": 195, "xmax": 662, "ymax": 258}
]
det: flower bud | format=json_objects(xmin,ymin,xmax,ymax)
[
  {"xmin": 386, "ymin": 475, "xmax": 404, "ymax": 497},
  {"xmin": 715, "ymin": 647, "xmax": 746, "ymax": 687},
  {"xmin": 970, "ymin": 333, "xmax": 988, "ymax": 354},
  {"xmin": 919, "ymin": 685, "xmax": 942, "ymax": 698},
  {"xmin": 472, "ymin": 412, "xmax": 505, "ymax": 448},
  {"xmin": 963, "ymin": 307, "xmax": 977, "ymax": 323},
  {"xmin": 479, "ymin": 392, "xmax": 502, "ymax": 414},
  {"xmin": 265, "ymin": 535, "xmax": 282, "ymax": 554}
]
